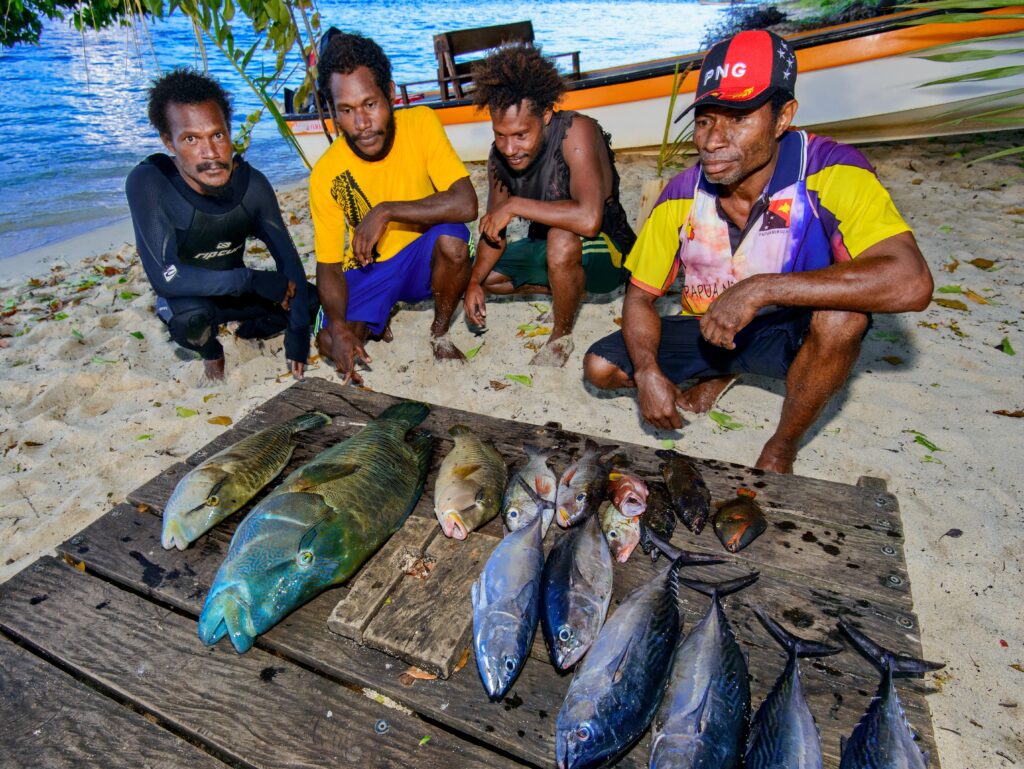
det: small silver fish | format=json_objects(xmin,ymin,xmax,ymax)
[
  {"xmin": 162, "ymin": 411, "xmax": 331, "ymax": 550},
  {"xmin": 556, "ymin": 439, "xmax": 617, "ymax": 528}
]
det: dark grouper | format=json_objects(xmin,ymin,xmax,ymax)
[
  {"xmin": 649, "ymin": 574, "xmax": 759, "ymax": 769},
  {"xmin": 745, "ymin": 608, "xmax": 842, "ymax": 769},
  {"xmin": 657, "ymin": 449, "xmax": 712, "ymax": 534},
  {"xmin": 556, "ymin": 548, "xmax": 722, "ymax": 769},
  {"xmin": 198, "ymin": 402, "xmax": 432, "ymax": 653},
  {"xmin": 472, "ymin": 512, "xmax": 545, "ymax": 699},
  {"xmin": 838, "ymin": 621, "xmax": 944, "ymax": 769},
  {"xmin": 162, "ymin": 411, "xmax": 331, "ymax": 550}
]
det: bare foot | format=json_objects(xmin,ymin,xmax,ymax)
[
  {"xmin": 677, "ymin": 375, "xmax": 738, "ymax": 414},
  {"xmin": 198, "ymin": 357, "xmax": 225, "ymax": 387},
  {"xmin": 755, "ymin": 440, "xmax": 797, "ymax": 474},
  {"xmin": 529, "ymin": 334, "xmax": 574, "ymax": 367},
  {"xmin": 431, "ymin": 334, "xmax": 467, "ymax": 363},
  {"xmin": 371, "ymin": 321, "xmax": 393, "ymax": 344}
]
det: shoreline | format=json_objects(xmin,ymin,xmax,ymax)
[{"xmin": 0, "ymin": 133, "xmax": 1022, "ymax": 768}]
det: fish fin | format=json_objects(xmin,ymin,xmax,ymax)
[
  {"xmin": 378, "ymin": 401, "xmax": 430, "ymax": 426},
  {"xmin": 838, "ymin": 620, "xmax": 944, "ymax": 677},
  {"xmin": 452, "ymin": 463, "xmax": 483, "ymax": 480},
  {"xmin": 692, "ymin": 681, "xmax": 712, "ymax": 733},
  {"xmin": 535, "ymin": 476, "xmax": 554, "ymax": 498},
  {"xmin": 647, "ymin": 530, "xmax": 724, "ymax": 566},
  {"xmin": 291, "ymin": 461, "xmax": 360, "ymax": 490},
  {"xmin": 607, "ymin": 471, "xmax": 624, "ymax": 482},
  {"xmin": 678, "ymin": 572, "xmax": 760, "ymax": 599},
  {"xmin": 753, "ymin": 606, "xmax": 843, "ymax": 659},
  {"xmin": 560, "ymin": 466, "xmax": 577, "ymax": 485},
  {"xmin": 510, "ymin": 579, "xmax": 536, "ymax": 617},
  {"xmin": 610, "ymin": 635, "xmax": 635, "ymax": 685},
  {"xmin": 471, "ymin": 580, "xmax": 480, "ymax": 611},
  {"xmin": 287, "ymin": 411, "xmax": 332, "ymax": 432},
  {"xmin": 448, "ymin": 424, "xmax": 473, "ymax": 437},
  {"xmin": 523, "ymin": 443, "xmax": 552, "ymax": 461}
]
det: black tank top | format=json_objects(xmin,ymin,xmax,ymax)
[{"xmin": 489, "ymin": 111, "xmax": 636, "ymax": 253}]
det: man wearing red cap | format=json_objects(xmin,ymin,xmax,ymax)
[{"xmin": 584, "ymin": 30, "xmax": 933, "ymax": 473}]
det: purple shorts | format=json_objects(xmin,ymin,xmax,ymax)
[{"xmin": 319, "ymin": 223, "xmax": 469, "ymax": 335}]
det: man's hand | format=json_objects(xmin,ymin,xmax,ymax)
[
  {"xmin": 288, "ymin": 359, "xmax": 305, "ymax": 381},
  {"xmin": 478, "ymin": 197, "xmax": 516, "ymax": 244},
  {"xmin": 463, "ymin": 282, "xmax": 487, "ymax": 328},
  {"xmin": 351, "ymin": 205, "xmax": 391, "ymax": 266},
  {"xmin": 699, "ymin": 277, "xmax": 765, "ymax": 350},
  {"xmin": 326, "ymin": 326, "xmax": 372, "ymax": 386},
  {"xmin": 280, "ymin": 280, "xmax": 296, "ymax": 311},
  {"xmin": 635, "ymin": 368, "xmax": 687, "ymax": 430}
]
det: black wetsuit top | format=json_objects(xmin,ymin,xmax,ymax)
[
  {"xmin": 489, "ymin": 111, "xmax": 637, "ymax": 254},
  {"xmin": 125, "ymin": 153, "xmax": 310, "ymax": 362}
]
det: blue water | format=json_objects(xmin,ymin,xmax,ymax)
[{"xmin": 0, "ymin": 1, "xmax": 722, "ymax": 261}]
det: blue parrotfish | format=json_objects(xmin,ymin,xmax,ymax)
[{"xmin": 197, "ymin": 401, "xmax": 432, "ymax": 653}]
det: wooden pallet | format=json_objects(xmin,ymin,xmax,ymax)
[{"xmin": 0, "ymin": 378, "xmax": 941, "ymax": 769}]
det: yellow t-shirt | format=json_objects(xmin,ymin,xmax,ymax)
[{"xmin": 310, "ymin": 106, "xmax": 469, "ymax": 269}]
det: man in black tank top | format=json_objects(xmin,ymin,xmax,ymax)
[
  {"xmin": 464, "ymin": 43, "xmax": 637, "ymax": 367},
  {"xmin": 126, "ymin": 69, "xmax": 317, "ymax": 383}
]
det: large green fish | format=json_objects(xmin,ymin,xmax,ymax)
[
  {"xmin": 162, "ymin": 411, "xmax": 331, "ymax": 551},
  {"xmin": 198, "ymin": 402, "xmax": 433, "ymax": 653}
]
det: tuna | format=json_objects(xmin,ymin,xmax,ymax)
[
  {"xmin": 649, "ymin": 574, "xmax": 759, "ymax": 769},
  {"xmin": 471, "ymin": 512, "xmax": 545, "ymax": 699},
  {"xmin": 502, "ymin": 443, "xmax": 558, "ymax": 535},
  {"xmin": 556, "ymin": 439, "xmax": 617, "ymax": 528},
  {"xmin": 197, "ymin": 402, "xmax": 432, "ymax": 653},
  {"xmin": 162, "ymin": 411, "xmax": 331, "ymax": 550},
  {"xmin": 745, "ymin": 607, "xmax": 842, "ymax": 769},
  {"xmin": 657, "ymin": 449, "xmax": 712, "ymax": 534},
  {"xmin": 838, "ymin": 621, "xmax": 944, "ymax": 769},
  {"xmin": 542, "ymin": 512, "xmax": 614, "ymax": 670},
  {"xmin": 435, "ymin": 425, "xmax": 507, "ymax": 540}
]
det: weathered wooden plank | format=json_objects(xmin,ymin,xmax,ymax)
[
  {"xmin": 56, "ymin": 503, "xmax": 939, "ymax": 769},
  {"xmin": 362, "ymin": 529, "xmax": 500, "ymax": 678},
  {"xmin": 328, "ymin": 516, "xmax": 439, "ymax": 643},
  {"xmin": 0, "ymin": 557, "xmax": 525, "ymax": 769},
  {"xmin": 0, "ymin": 636, "xmax": 229, "ymax": 769}
]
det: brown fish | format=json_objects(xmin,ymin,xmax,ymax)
[
  {"xmin": 713, "ymin": 494, "xmax": 768, "ymax": 553},
  {"xmin": 639, "ymin": 481, "xmax": 677, "ymax": 562},
  {"xmin": 657, "ymin": 449, "xmax": 712, "ymax": 534}
]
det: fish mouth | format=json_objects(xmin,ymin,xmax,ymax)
[
  {"xmin": 198, "ymin": 586, "xmax": 258, "ymax": 653},
  {"xmin": 614, "ymin": 546, "xmax": 634, "ymax": 564},
  {"xmin": 161, "ymin": 519, "xmax": 192, "ymax": 551},
  {"xmin": 442, "ymin": 512, "xmax": 468, "ymax": 540}
]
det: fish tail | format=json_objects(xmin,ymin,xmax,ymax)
[
  {"xmin": 448, "ymin": 423, "xmax": 473, "ymax": 437},
  {"xmin": 678, "ymin": 572, "xmax": 760, "ymax": 598},
  {"xmin": 647, "ymin": 530, "xmax": 724, "ymax": 567},
  {"xmin": 378, "ymin": 401, "xmax": 430, "ymax": 427},
  {"xmin": 839, "ymin": 620, "xmax": 944, "ymax": 677},
  {"xmin": 286, "ymin": 411, "xmax": 332, "ymax": 433},
  {"xmin": 753, "ymin": 606, "xmax": 842, "ymax": 659},
  {"xmin": 522, "ymin": 442, "xmax": 552, "ymax": 461}
]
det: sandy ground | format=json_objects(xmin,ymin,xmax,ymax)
[{"xmin": 1, "ymin": 131, "xmax": 1022, "ymax": 767}]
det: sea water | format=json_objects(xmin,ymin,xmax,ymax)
[{"xmin": 0, "ymin": 0, "xmax": 722, "ymax": 262}]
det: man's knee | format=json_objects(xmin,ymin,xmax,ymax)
[
  {"xmin": 168, "ymin": 305, "xmax": 215, "ymax": 348},
  {"xmin": 806, "ymin": 310, "xmax": 869, "ymax": 350},
  {"xmin": 583, "ymin": 351, "xmax": 628, "ymax": 389},
  {"xmin": 546, "ymin": 229, "xmax": 582, "ymax": 270},
  {"xmin": 434, "ymin": 234, "xmax": 469, "ymax": 266}
]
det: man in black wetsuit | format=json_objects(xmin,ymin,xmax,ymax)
[
  {"xmin": 126, "ymin": 68, "xmax": 316, "ymax": 382},
  {"xmin": 463, "ymin": 43, "xmax": 636, "ymax": 367}
]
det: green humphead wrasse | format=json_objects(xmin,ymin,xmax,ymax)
[{"xmin": 198, "ymin": 401, "xmax": 433, "ymax": 653}]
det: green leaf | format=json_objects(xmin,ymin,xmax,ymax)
[
  {"xmin": 904, "ymin": 430, "xmax": 943, "ymax": 452},
  {"xmin": 71, "ymin": 328, "xmax": 84, "ymax": 340},
  {"xmin": 119, "ymin": 291, "xmax": 140, "ymax": 300},
  {"xmin": 118, "ymin": 276, "xmax": 128, "ymax": 283},
  {"xmin": 464, "ymin": 344, "xmax": 482, "ymax": 360},
  {"xmin": 921, "ymin": 64, "xmax": 1024, "ymax": 87},
  {"xmin": 872, "ymin": 331, "xmax": 900, "ymax": 342},
  {"xmin": 921, "ymin": 454, "xmax": 944, "ymax": 464},
  {"xmin": 52, "ymin": 312, "xmax": 69, "ymax": 321},
  {"xmin": 998, "ymin": 337, "xmax": 1016, "ymax": 355},
  {"xmin": 90, "ymin": 356, "xmax": 117, "ymax": 365},
  {"xmin": 937, "ymin": 284, "xmax": 962, "ymax": 293},
  {"xmin": 504, "ymin": 374, "xmax": 533, "ymax": 387},
  {"xmin": 659, "ymin": 439, "xmax": 676, "ymax": 449},
  {"xmin": 918, "ymin": 48, "xmax": 1024, "ymax": 62},
  {"xmin": 136, "ymin": 434, "xmax": 153, "ymax": 441},
  {"xmin": 708, "ymin": 411, "xmax": 744, "ymax": 430},
  {"xmin": 418, "ymin": 736, "xmax": 431, "ymax": 747},
  {"xmin": 176, "ymin": 406, "xmax": 199, "ymax": 418},
  {"xmin": 129, "ymin": 331, "xmax": 145, "ymax": 340},
  {"xmin": 938, "ymin": 224, "xmax": 954, "ymax": 233}
]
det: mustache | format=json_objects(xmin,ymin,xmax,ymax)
[{"xmin": 196, "ymin": 161, "xmax": 231, "ymax": 172}]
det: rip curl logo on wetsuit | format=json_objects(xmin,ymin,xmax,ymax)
[
  {"xmin": 330, "ymin": 171, "xmax": 373, "ymax": 269},
  {"xmin": 193, "ymin": 241, "xmax": 244, "ymax": 261}
]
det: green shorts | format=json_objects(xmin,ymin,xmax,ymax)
[{"xmin": 491, "ymin": 232, "xmax": 626, "ymax": 294}]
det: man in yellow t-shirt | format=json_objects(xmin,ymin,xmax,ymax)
[{"xmin": 310, "ymin": 32, "xmax": 478, "ymax": 385}]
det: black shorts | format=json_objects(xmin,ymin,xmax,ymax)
[{"xmin": 586, "ymin": 308, "xmax": 814, "ymax": 383}]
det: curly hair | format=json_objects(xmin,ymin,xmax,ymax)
[
  {"xmin": 147, "ymin": 67, "xmax": 232, "ymax": 136},
  {"xmin": 317, "ymin": 31, "xmax": 392, "ymax": 97},
  {"xmin": 471, "ymin": 42, "xmax": 566, "ymax": 116}
]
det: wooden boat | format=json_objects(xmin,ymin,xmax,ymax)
[{"xmin": 284, "ymin": 7, "xmax": 1024, "ymax": 164}]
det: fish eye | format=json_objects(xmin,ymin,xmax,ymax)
[
  {"xmin": 558, "ymin": 626, "xmax": 573, "ymax": 643},
  {"xmin": 575, "ymin": 493, "xmax": 586, "ymax": 503},
  {"xmin": 507, "ymin": 508, "xmax": 518, "ymax": 519},
  {"xmin": 576, "ymin": 726, "xmax": 591, "ymax": 742},
  {"xmin": 297, "ymin": 550, "xmax": 314, "ymax": 566},
  {"xmin": 503, "ymin": 656, "xmax": 518, "ymax": 673},
  {"xmin": 608, "ymin": 530, "xmax": 618, "ymax": 539},
  {"xmin": 206, "ymin": 495, "xmax": 219, "ymax": 507}
]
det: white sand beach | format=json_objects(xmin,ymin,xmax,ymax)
[{"xmin": 1, "ymin": 132, "xmax": 1021, "ymax": 767}]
